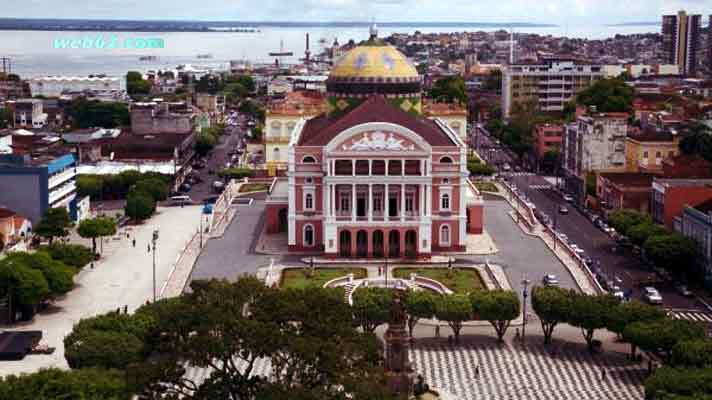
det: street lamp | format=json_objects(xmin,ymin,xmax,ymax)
[
  {"xmin": 521, "ymin": 277, "xmax": 531, "ymax": 342},
  {"xmin": 152, "ymin": 229, "xmax": 159, "ymax": 302}
]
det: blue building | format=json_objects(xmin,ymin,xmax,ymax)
[{"xmin": 0, "ymin": 153, "xmax": 87, "ymax": 224}]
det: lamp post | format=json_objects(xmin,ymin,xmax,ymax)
[
  {"xmin": 152, "ymin": 229, "xmax": 159, "ymax": 302},
  {"xmin": 384, "ymin": 254, "xmax": 388, "ymax": 288},
  {"xmin": 521, "ymin": 277, "xmax": 531, "ymax": 342}
]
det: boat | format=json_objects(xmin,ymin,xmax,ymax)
[
  {"xmin": 197, "ymin": 54, "xmax": 213, "ymax": 59},
  {"xmin": 139, "ymin": 56, "xmax": 157, "ymax": 61}
]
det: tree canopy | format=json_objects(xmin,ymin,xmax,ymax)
[
  {"xmin": 644, "ymin": 234, "xmax": 699, "ymax": 279},
  {"xmin": 77, "ymin": 216, "xmax": 117, "ymax": 254},
  {"xmin": 126, "ymin": 71, "xmax": 151, "ymax": 96},
  {"xmin": 567, "ymin": 293, "xmax": 618, "ymax": 350},
  {"xmin": 623, "ymin": 319, "xmax": 706, "ymax": 363},
  {"xmin": 430, "ymin": 76, "xmax": 467, "ymax": 105},
  {"xmin": 434, "ymin": 293, "xmax": 472, "ymax": 343},
  {"xmin": 403, "ymin": 290, "xmax": 436, "ymax": 337},
  {"xmin": 575, "ymin": 78, "xmax": 634, "ymax": 114},
  {"xmin": 67, "ymin": 98, "xmax": 129, "ymax": 128},
  {"xmin": 34, "ymin": 207, "xmax": 72, "ymax": 243},
  {"xmin": 0, "ymin": 367, "xmax": 126, "ymax": 400},
  {"xmin": 471, "ymin": 289, "xmax": 520, "ymax": 342},
  {"xmin": 351, "ymin": 287, "xmax": 391, "ymax": 332},
  {"xmin": 125, "ymin": 190, "xmax": 156, "ymax": 221}
]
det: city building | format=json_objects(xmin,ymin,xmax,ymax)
[
  {"xmin": 194, "ymin": 93, "xmax": 225, "ymax": 114},
  {"xmin": 597, "ymin": 172, "xmax": 655, "ymax": 214},
  {"xmin": 10, "ymin": 99, "xmax": 47, "ymax": 129},
  {"xmin": 562, "ymin": 113, "xmax": 628, "ymax": 205},
  {"xmin": 533, "ymin": 123, "xmax": 563, "ymax": 159},
  {"xmin": 0, "ymin": 207, "xmax": 31, "ymax": 249},
  {"xmin": 0, "ymin": 153, "xmax": 89, "ymax": 224},
  {"xmin": 662, "ymin": 11, "xmax": 701, "ymax": 75},
  {"xmin": 675, "ymin": 199, "xmax": 712, "ymax": 287},
  {"xmin": 29, "ymin": 75, "xmax": 126, "ymax": 97},
  {"xmin": 602, "ymin": 64, "xmax": 680, "ymax": 78},
  {"xmin": 265, "ymin": 28, "xmax": 483, "ymax": 258},
  {"xmin": 625, "ymin": 129, "xmax": 680, "ymax": 173},
  {"xmin": 663, "ymin": 154, "xmax": 712, "ymax": 179},
  {"xmin": 130, "ymin": 101, "xmax": 194, "ymax": 135},
  {"xmin": 652, "ymin": 178, "xmax": 712, "ymax": 228},
  {"xmin": 423, "ymin": 101, "xmax": 468, "ymax": 141},
  {"xmin": 501, "ymin": 59, "xmax": 604, "ymax": 118},
  {"xmin": 264, "ymin": 91, "xmax": 328, "ymax": 171}
]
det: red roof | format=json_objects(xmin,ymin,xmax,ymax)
[{"xmin": 298, "ymin": 96, "xmax": 456, "ymax": 147}]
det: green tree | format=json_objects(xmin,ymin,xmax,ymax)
[
  {"xmin": 226, "ymin": 74, "xmax": 255, "ymax": 92},
  {"xmin": 644, "ymin": 234, "xmax": 699, "ymax": 279},
  {"xmin": 195, "ymin": 74, "xmax": 223, "ymax": 94},
  {"xmin": 576, "ymin": 78, "xmax": 634, "ymax": 113},
  {"xmin": 608, "ymin": 209, "xmax": 648, "ymax": 237},
  {"xmin": 352, "ymin": 287, "xmax": 391, "ymax": 332},
  {"xmin": 34, "ymin": 207, "xmax": 72, "ymax": 243},
  {"xmin": 430, "ymin": 76, "xmax": 467, "ymax": 105},
  {"xmin": 77, "ymin": 216, "xmax": 117, "ymax": 254},
  {"xmin": 0, "ymin": 107, "xmax": 11, "ymax": 129},
  {"xmin": 607, "ymin": 300, "xmax": 666, "ymax": 356},
  {"xmin": 67, "ymin": 98, "xmax": 130, "ymax": 128},
  {"xmin": 195, "ymin": 131, "xmax": 217, "ymax": 156},
  {"xmin": 540, "ymin": 150, "xmax": 560, "ymax": 175},
  {"xmin": 133, "ymin": 179, "xmax": 169, "ymax": 202},
  {"xmin": 471, "ymin": 289, "xmax": 520, "ymax": 342},
  {"xmin": 38, "ymin": 243, "xmax": 94, "ymax": 269},
  {"xmin": 628, "ymin": 221, "xmax": 666, "ymax": 247},
  {"xmin": 645, "ymin": 367, "xmax": 712, "ymax": 400},
  {"xmin": 567, "ymin": 294, "xmax": 618, "ymax": 351},
  {"xmin": 126, "ymin": 71, "xmax": 151, "ymax": 95},
  {"xmin": 124, "ymin": 191, "xmax": 155, "ymax": 221},
  {"xmin": 468, "ymin": 161, "xmax": 496, "ymax": 176},
  {"xmin": 671, "ymin": 339, "xmax": 712, "ymax": 368},
  {"xmin": 623, "ymin": 319, "xmax": 706, "ymax": 363},
  {"xmin": 0, "ymin": 261, "xmax": 50, "ymax": 322},
  {"xmin": 678, "ymin": 122, "xmax": 712, "ymax": 162},
  {"xmin": 434, "ymin": 294, "xmax": 472, "ymax": 344},
  {"xmin": 239, "ymin": 99, "xmax": 266, "ymax": 122},
  {"xmin": 481, "ymin": 69, "xmax": 502, "ymax": 92},
  {"xmin": 3, "ymin": 252, "xmax": 75, "ymax": 299},
  {"xmin": 403, "ymin": 290, "xmax": 436, "ymax": 337},
  {"xmin": 531, "ymin": 286, "xmax": 573, "ymax": 345},
  {"xmin": 0, "ymin": 367, "xmax": 126, "ymax": 400},
  {"xmin": 76, "ymin": 174, "xmax": 104, "ymax": 200},
  {"xmin": 218, "ymin": 167, "xmax": 254, "ymax": 180},
  {"xmin": 224, "ymin": 82, "xmax": 247, "ymax": 103}
]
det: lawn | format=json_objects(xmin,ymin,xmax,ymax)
[
  {"xmin": 280, "ymin": 267, "xmax": 367, "ymax": 290},
  {"xmin": 239, "ymin": 183, "xmax": 269, "ymax": 193},
  {"xmin": 474, "ymin": 181, "xmax": 499, "ymax": 193},
  {"xmin": 392, "ymin": 267, "xmax": 485, "ymax": 294}
]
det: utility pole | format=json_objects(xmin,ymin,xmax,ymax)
[{"xmin": 152, "ymin": 229, "xmax": 159, "ymax": 302}]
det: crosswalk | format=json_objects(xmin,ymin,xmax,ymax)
[
  {"xmin": 529, "ymin": 184, "xmax": 553, "ymax": 190},
  {"xmin": 506, "ymin": 172, "xmax": 536, "ymax": 177},
  {"xmin": 669, "ymin": 309, "xmax": 712, "ymax": 323}
]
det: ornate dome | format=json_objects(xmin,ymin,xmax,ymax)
[{"xmin": 329, "ymin": 44, "xmax": 419, "ymax": 82}]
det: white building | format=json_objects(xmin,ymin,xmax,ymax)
[{"xmin": 30, "ymin": 76, "xmax": 126, "ymax": 97}]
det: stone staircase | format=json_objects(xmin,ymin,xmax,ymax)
[{"xmin": 342, "ymin": 281, "xmax": 358, "ymax": 303}]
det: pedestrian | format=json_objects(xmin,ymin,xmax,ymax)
[
  {"xmin": 90, "ymin": 262, "xmax": 94, "ymax": 269},
  {"xmin": 126, "ymin": 233, "xmax": 130, "ymax": 239},
  {"xmin": 647, "ymin": 360, "xmax": 653, "ymax": 374},
  {"xmin": 124, "ymin": 305, "xmax": 128, "ymax": 314},
  {"xmin": 435, "ymin": 325, "xmax": 440, "ymax": 338},
  {"xmin": 475, "ymin": 364, "xmax": 480, "ymax": 377},
  {"xmin": 447, "ymin": 335, "xmax": 453, "ymax": 345},
  {"xmin": 132, "ymin": 239, "xmax": 136, "ymax": 248},
  {"xmin": 515, "ymin": 328, "xmax": 520, "ymax": 340},
  {"xmin": 601, "ymin": 368, "xmax": 607, "ymax": 381},
  {"xmin": 148, "ymin": 244, "xmax": 151, "ymax": 253}
]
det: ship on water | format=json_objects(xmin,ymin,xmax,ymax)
[
  {"xmin": 196, "ymin": 54, "xmax": 213, "ymax": 59},
  {"xmin": 139, "ymin": 55, "xmax": 157, "ymax": 61}
]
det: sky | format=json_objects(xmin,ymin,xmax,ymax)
[{"xmin": 3, "ymin": 0, "xmax": 711, "ymax": 25}]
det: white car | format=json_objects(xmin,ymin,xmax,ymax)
[
  {"xmin": 643, "ymin": 287, "xmax": 663, "ymax": 305},
  {"xmin": 563, "ymin": 194, "xmax": 574, "ymax": 202},
  {"xmin": 542, "ymin": 274, "xmax": 560, "ymax": 286}
]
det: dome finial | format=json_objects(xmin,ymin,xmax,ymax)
[{"xmin": 369, "ymin": 19, "xmax": 378, "ymax": 40}]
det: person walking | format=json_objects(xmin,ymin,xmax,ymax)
[
  {"xmin": 601, "ymin": 368, "xmax": 607, "ymax": 381},
  {"xmin": 475, "ymin": 364, "xmax": 480, "ymax": 377},
  {"xmin": 132, "ymin": 239, "xmax": 136, "ymax": 248},
  {"xmin": 435, "ymin": 324, "xmax": 440, "ymax": 338},
  {"xmin": 147, "ymin": 244, "xmax": 151, "ymax": 253}
]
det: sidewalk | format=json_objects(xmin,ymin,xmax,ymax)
[{"xmin": 1, "ymin": 206, "xmax": 202, "ymax": 376}]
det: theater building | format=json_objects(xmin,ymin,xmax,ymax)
[{"xmin": 265, "ymin": 27, "xmax": 483, "ymax": 258}]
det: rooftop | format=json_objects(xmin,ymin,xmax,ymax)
[
  {"xmin": 693, "ymin": 198, "xmax": 712, "ymax": 214},
  {"xmin": 298, "ymin": 96, "xmax": 455, "ymax": 147},
  {"xmin": 599, "ymin": 172, "xmax": 656, "ymax": 187}
]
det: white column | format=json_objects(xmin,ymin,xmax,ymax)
[
  {"xmin": 426, "ymin": 184, "xmax": 432, "ymax": 217},
  {"xmin": 368, "ymin": 183, "xmax": 373, "ymax": 222},
  {"xmin": 352, "ymin": 160, "xmax": 355, "ymax": 176},
  {"xmin": 401, "ymin": 160, "xmax": 405, "ymax": 176},
  {"xmin": 400, "ymin": 184, "xmax": 406, "ymax": 222},
  {"xmin": 331, "ymin": 184, "xmax": 336, "ymax": 217},
  {"xmin": 352, "ymin": 183, "xmax": 356, "ymax": 221},
  {"xmin": 369, "ymin": 160, "xmax": 373, "ymax": 176},
  {"xmin": 385, "ymin": 183, "xmax": 390, "ymax": 221},
  {"xmin": 420, "ymin": 184, "xmax": 425, "ymax": 217},
  {"xmin": 386, "ymin": 160, "xmax": 390, "ymax": 176},
  {"xmin": 323, "ymin": 182, "xmax": 329, "ymax": 218}
]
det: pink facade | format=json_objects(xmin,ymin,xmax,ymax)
[{"xmin": 534, "ymin": 123, "xmax": 564, "ymax": 158}]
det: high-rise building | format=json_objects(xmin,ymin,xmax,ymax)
[
  {"xmin": 662, "ymin": 10, "xmax": 701, "ymax": 75},
  {"xmin": 501, "ymin": 59, "xmax": 604, "ymax": 118}
]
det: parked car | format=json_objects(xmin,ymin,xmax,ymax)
[
  {"xmin": 178, "ymin": 183, "xmax": 192, "ymax": 193},
  {"xmin": 563, "ymin": 194, "xmax": 574, "ymax": 202},
  {"xmin": 643, "ymin": 287, "xmax": 663, "ymax": 305},
  {"xmin": 542, "ymin": 274, "xmax": 560, "ymax": 286},
  {"xmin": 558, "ymin": 205, "xmax": 569, "ymax": 214}
]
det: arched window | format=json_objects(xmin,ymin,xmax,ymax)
[
  {"xmin": 302, "ymin": 155, "xmax": 316, "ymax": 163},
  {"xmin": 304, "ymin": 224, "xmax": 314, "ymax": 247},
  {"xmin": 439, "ymin": 156, "xmax": 454, "ymax": 164},
  {"xmin": 441, "ymin": 193, "xmax": 450, "ymax": 210},
  {"xmin": 442, "ymin": 178, "xmax": 450, "ymax": 184},
  {"xmin": 440, "ymin": 225, "xmax": 451, "ymax": 246},
  {"xmin": 305, "ymin": 193, "xmax": 314, "ymax": 210},
  {"xmin": 273, "ymin": 147, "xmax": 280, "ymax": 161}
]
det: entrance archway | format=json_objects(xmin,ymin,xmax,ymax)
[
  {"xmin": 356, "ymin": 230, "xmax": 368, "ymax": 258},
  {"xmin": 405, "ymin": 230, "xmax": 417, "ymax": 259},
  {"xmin": 388, "ymin": 230, "xmax": 400, "ymax": 258},
  {"xmin": 339, "ymin": 230, "xmax": 352, "ymax": 257},
  {"xmin": 278, "ymin": 208, "xmax": 288, "ymax": 233},
  {"xmin": 372, "ymin": 230, "xmax": 384, "ymax": 258}
]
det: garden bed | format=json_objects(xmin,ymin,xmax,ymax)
[
  {"xmin": 280, "ymin": 267, "xmax": 367, "ymax": 290},
  {"xmin": 239, "ymin": 183, "xmax": 269, "ymax": 193},
  {"xmin": 393, "ymin": 267, "xmax": 485, "ymax": 294},
  {"xmin": 474, "ymin": 181, "xmax": 499, "ymax": 193}
]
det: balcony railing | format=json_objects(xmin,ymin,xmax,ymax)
[
  {"xmin": 48, "ymin": 168, "xmax": 76, "ymax": 189},
  {"xmin": 49, "ymin": 182, "xmax": 77, "ymax": 205}
]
